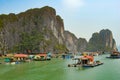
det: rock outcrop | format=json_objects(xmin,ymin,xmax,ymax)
[
  {"xmin": 0, "ymin": 6, "xmax": 117, "ymax": 54},
  {"xmin": 87, "ymin": 29, "xmax": 117, "ymax": 51},
  {"xmin": 0, "ymin": 6, "xmax": 82, "ymax": 53},
  {"xmin": 77, "ymin": 38, "xmax": 87, "ymax": 52},
  {"xmin": 64, "ymin": 31, "xmax": 78, "ymax": 53}
]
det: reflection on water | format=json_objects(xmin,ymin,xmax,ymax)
[{"xmin": 0, "ymin": 54, "xmax": 120, "ymax": 80}]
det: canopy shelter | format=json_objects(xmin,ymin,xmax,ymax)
[
  {"xmin": 34, "ymin": 55, "xmax": 40, "ymax": 59},
  {"xmin": 37, "ymin": 53, "xmax": 47, "ymax": 59},
  {"xmin": 81, "ymin": 55, "xmax": 94, "ymax": 64},
  {"xmin": 111, "ymin": 51, "xmax": 120, "ymax": 57},
  {"xmin": 14, "ymin": 53, "xmax": 28, "ymax": 61},
  {"xmin": 83, "ymin": 55, "xmax": 94, "ymax": 62},
  {"xmin": 34, "ymin": 53, "xmax": 47, "ymax": 60},
  {"xmin": 112, "ymin": 51, "xmax": 120, "ymax": 54},
  {"xmin": 14, "ymin": 54, "xmax": 28, "ymax": 58}
]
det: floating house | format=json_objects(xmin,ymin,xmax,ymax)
[
  {"xmin": 106, "ymin": 51, "xmax": 120, "ymax": 59},
  {"xmin": 34, "ymin": 53, "xmax": 50, "ymax": 61},
  {"xmin": 68, "ymin": 55, "xmax": 103, "ymax": 68},
  {"xmin": 14, "ymin": 53, "xmax": 28, "ymax": 61}
]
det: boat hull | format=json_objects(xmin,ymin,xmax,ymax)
[
  {"xmin": 106, "ymin": 56, "xmax": 120, "ymax": 59},
  {"xmin": 82, "ymin": 63, "xmax": 103, "ymax": 68},
  {"xmin": 68, "ymin": 62, "xmax": 103, "ymax": 68}
]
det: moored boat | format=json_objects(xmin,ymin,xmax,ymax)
[
  {"xmin": 106, "ymin": 51, "xmax": 120, "ymax": 59},
  {"xmin": 82, "ymin": 61, "xmax": 103, "ymax": 68},
  {"xmin": 68, "ymin": 55, "xmax": 103, "ymax": 68}
]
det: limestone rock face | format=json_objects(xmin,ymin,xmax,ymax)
[
  {"xmin": 87, "ymin": 29, "xmax": 117, "ymax": 51},
  {"xmin": 0, "ymin": 6, "xmax": 117, "ymax": 53},
  {"xmin": 77, "ymin": 38, "xmax": 87, "ymax": 52},
  {"xmin": 0, "ymin": 6, "xmax": 80, "ymax": 53},
  {"xmin": 64, "ymin": 31, "xmax": 78, "ymax": 53}
]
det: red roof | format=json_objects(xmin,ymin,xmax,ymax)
[
  {"xmin": 83, "ymin": 55, "xmax": 94, "ymax": 62},
  {"xmin": 113, "ymin": 51, "xmax": 119, "ymax": 54},
  {"xmin": 14, "ymin": 54, "xmax": 28, "ymax": 58}
]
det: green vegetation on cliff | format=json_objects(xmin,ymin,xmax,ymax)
[
  {"xmin": 11, "ymin": 29, "xmax": 44, "ymax": 53},
  {"xmin": 0, "ymin": 6, "xmax": 117, "ymax": 54}
]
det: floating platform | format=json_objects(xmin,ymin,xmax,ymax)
[
  {"xmin": 68, "ymin": 61, "xmax": 103, "ymax": 68},
  {"xmin": 106, "ymin": 56, "xmax": 120, "ymax": 59}
]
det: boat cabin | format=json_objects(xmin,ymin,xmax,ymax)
[
  {"xmin": 110, "ymin": 51, "xmax": 120, "ymax": 56},
  {"xmin": 77, "ymin": 55, "xmax": 94, "ymax": 65},
  {"xmin": 81, "ymin": 58, "xmax": 89, "ymax": 64}
]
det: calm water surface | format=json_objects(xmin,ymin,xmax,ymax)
[{"xmin": 0, "ymin": 54, "xmax": 120, "ymax": 80}]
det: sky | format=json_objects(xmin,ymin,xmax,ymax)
[{"xmin": 0, "ymin": 0, "xmax": 120, "ymax": 47}]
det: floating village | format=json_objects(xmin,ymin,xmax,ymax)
[
  {"xmin": 0, "ymin": 2, "xmax": 120, "ymax": 80},
  {"xmin": 0, "ymin": 50, "xmax": 120, "ymax": 67}
]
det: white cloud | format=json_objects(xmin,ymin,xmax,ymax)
[{"xmin": 62, "ymin": 0, "xmax": 84, "ymax": 9}]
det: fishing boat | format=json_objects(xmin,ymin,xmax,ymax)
[
  {"xmin": 68, "ymin": 55, "xmax": 103, "ymax": 68},
  {"xmin": 106, "ymin": 51, "xmax": 120, "ymax": 59},
  {"xmin": 81, "ymin": 60, "xmax": 103, "ymax": 68}
]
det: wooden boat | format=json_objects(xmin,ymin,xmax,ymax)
[
  {"xmin": 68, "ymin": 55, "xmax": 103, "ymax": 68},
  {"xmin": 106, "ymin": 51, "xmax": 120, "ymax": 59},
  {"xmin": 82, "ymin": 61, "xmax": 103, "ymax": 68},
  {"xmin": 106, "ymin": 56, "xmax": 120, "ymax": 59},
  {"xmin": 68, "ymin": 60, "xmax": 103, "ymax": 68}
]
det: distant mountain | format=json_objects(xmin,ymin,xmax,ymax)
[
  {"xmin": 0, "ymin": 6, "xmax": 117, "ymax": 54},
  {"xmin": 87, "ymin": 29, "xmax": 117, "ymax": 52},
  {"xmin": 77, "ymin": 38, "xmax": 87, "ymax": 52}
]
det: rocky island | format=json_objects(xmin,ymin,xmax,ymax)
[{"xmin": 0, "ymin": 6, "xmax": 117, "ymax": 54}]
